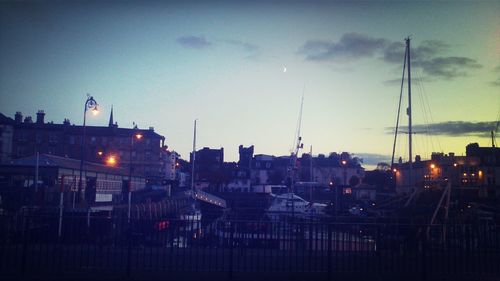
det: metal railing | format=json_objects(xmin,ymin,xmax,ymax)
[{"xmin": 0, "ymin": 212, "xmax": 498, "ymax": 281}]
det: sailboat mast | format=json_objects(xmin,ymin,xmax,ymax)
[
  {"xmin": 390, "ymin": 44, "xmax": 407, "ymax": 169},
  {"xmin": 406, "ymin": 37, "xmax": 413, "ymax": 189},
  {"xmin": 191, "ymin": 119, "xmax": 197, "ymax": 198}
]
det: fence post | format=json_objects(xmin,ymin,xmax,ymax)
[
  {"xmin": 20, "ymin": 215, "xmax": 28, "ymax": 279},
  {"xmin": 328, "ymin": 223, "xmax": 332, "ymax": 281},
  {"xmin": 421, "ymin": 227, "xmax": 428, "ymax": 281},
  {"xmin": 228, "ymin": 221, "xmax": 234, "ymax": 281},
  {"xmin": 126, "ymin": 219, "xmax": 132, "ymax": 279}
]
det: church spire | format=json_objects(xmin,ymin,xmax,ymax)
[{"xmin": 108, "ymin": 105, "xmax": 114, "ymax": 127}]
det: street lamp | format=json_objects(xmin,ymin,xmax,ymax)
[
  {"xmin": 77, "ymin": 95, "xmax": 98, "ymax": 208},
  {"xmin": 341, "ymin": 159, "xmax": 347, "ymax": 185},
  {"xmin": 128, "ymin": 131, "xmax": 143, "ymax": 223},
  {"xmin": 106, "ymin": 155, "xmax": 117, "ymax": 166}
]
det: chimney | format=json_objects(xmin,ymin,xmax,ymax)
[
  {"xmin": 14, "ymin": 112, "xmax": 23, "ymax": 123},
  {"xmin": 36, "ymin": 110, "xmax": 45, "ymax": 124},
  {"xmin": 63, "ymin": 118, "xmax": 71, "ymax": 125},
  {"xmin": 24, "ymin": 116, "xmax": 33, "ymax": 123},
  {"xmin": 415, "ymin": 155, "xmax": 421, "ymax": 162}
]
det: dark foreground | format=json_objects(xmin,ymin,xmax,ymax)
[{"xmin": 1, "ymin": 213, "xmax": 499, "ymax": 281}]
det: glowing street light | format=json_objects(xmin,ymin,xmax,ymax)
[
  {"xmin": 430, "ymin": 163, "xmax": 436, "ymax": 169},
  {"xmin": 128, "ymin": 129, "xmax": 143, "ymax": 223},
  {"xmin": 77, "ymin": 94, "xmax": 98, "ymax": 208},
  {"xmin": 106, "ymin": 155, "xmax": 117, "ymax": 166}
]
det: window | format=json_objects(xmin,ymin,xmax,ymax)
[
  {"xmin": 69, "ymin": 136, "xmax": 75, "ymax": 145},
  {"xmin": 49, "ymin": 134, "xmax": 58, "ymax": 144}
]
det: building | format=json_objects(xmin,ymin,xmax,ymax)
[
  {"xmin": 0, "ymin": 154, "xmax": 146, "ymax": 209},
  {"xmin": 163, "ymin": 149, "xmax": 180, "ymax": 182},
  {"xmin": 225, "ymin": 145, "xmax": 253, "ymax": 192},
  {"xmin": 308, "ymin": 153, "xmax": 365, "ymax": 189},
  {"xmin": 466, "ymin": 143, "xmax": 500, "ymax": 197},
  {"xmin": 191, "ymin": 147, "xmax": 225, "ymax": 191},
  {"xmin": 394, "ymin": 150, "xmax": 492, "ymax": 198},
  {"xmin": 0, "ymin": 110, "xmax": 166, "ymax": 184},
  {"xmin": 0, "ymin": 113, "xmax": 14, "ymax": 163}
]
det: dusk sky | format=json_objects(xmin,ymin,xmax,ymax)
[{"xmin": 1, "ymin": 1, "xmax": 499, "ymax": 167}]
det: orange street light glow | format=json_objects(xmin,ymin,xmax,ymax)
[
  {"xmin": 106, "ymin": 155, "xmax": 117, "ymax": 166},
  {"xmin": 97, "ymin": 151, "xmax": 103, "ymax": 156},
  {"xmin": 135, "ymin": 133, "xmax": 143, "ymax": 140},
  {"xmin": 341, "ymin": 160, "xmax": 347, "ymax": 165},
  {"xmin": 91, "ymin": 108, "xmax": 99, "ymax": 116},
  {"xmin": 430, "ymin": 163, "xmax": 435, "ymax": 169}
]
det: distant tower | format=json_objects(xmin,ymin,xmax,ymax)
[
  {"xmin": 108, "ymin": 106, "xmax": 114, "ymax": 127},
  {"xmin": 238, "ymin": 145, "xmax": 254, "ymax": 169}
]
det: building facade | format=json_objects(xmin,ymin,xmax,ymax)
[{"xmin": 0, "ymin": 110, "xmax": 166, "ymax": 184}]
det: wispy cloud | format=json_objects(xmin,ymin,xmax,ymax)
[
  {"xmin": 382, "ymin": 40, "xmax": 481, "ymax": 80},
  {"xmin": 221, "ymin": 39, "xmax": 258, "ymax": 52},
  {"xmin": 382, "ymin": 40, "xmax": 450, "ymax": 64},
  {"xmin": 490, "ymin": 78, "xmax": 500, "ymax": 87},
  {"xmin": 299, "ymin": 33, "xmax": 483, "ymax": 81},
  {"xmin": 298, "ymin": 33, "xmax": 388, "ymax": 62},
  {"xmin": 354, "ymin": 153, "xmax": 391, "ymax": 167},
  {"xmin": 413, "ymin": 57, "xmax": 482, "ymax": 80},
  {"xmin": 490, "ymin": 65, "xmax": 500, "ymax": 86},
  {"xmin": 176, "ymin": 35, "xmax": 211, "ymax": 49},
  {"xmin": 387, "ymin": 121, "xmax": 497, "ymax": 137}
]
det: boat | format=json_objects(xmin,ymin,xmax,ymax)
[{"xmin": 266, "ymin": 192, "xmax": 327, "ymax": 219}]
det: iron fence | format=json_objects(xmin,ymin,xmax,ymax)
[{"xmin": 0, "ymin": 212, "xmax": 499, "ymax": 281}]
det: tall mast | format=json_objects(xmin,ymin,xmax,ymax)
[
  {"xmin": 191, "ymin": 119, "xmax": 197, "ymax": 199},
  {"xmin": 290, "ymin": 90, "xmax": 305, "ymax": 220},
  {"xmin": 406, "ymin": 37, "xmax": 413, "ymax": 189},
  {"xmin": 309, "ymin": 145, "xmax": 313, "ymax": 202},
  {"xmin": 390, "ymin": 45, "xmax": 407, "ymax": 169}
]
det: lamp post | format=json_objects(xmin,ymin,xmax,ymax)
[
  {"xmin": 341, "ymin": 159, "xmax": 347, "ymax": 186},
  {"xmin": 77, "ymin": 95, "xmax": 98, "ymax": 208},
  {"xmin": 337, "ymin": 159, "xmax": 347, "ymax": 216},
  {"xmin": 128, "ymin": 130, "xmax": 143, "ymax": 223}
]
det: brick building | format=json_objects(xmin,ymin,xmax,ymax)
[{"xmin": 0, "ymin": 110, "xmax": 165, "ymax": 184}]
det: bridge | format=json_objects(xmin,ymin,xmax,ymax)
[{"xmin": 193, "ymin": 189, "xmax": 227, "ymax": 208}]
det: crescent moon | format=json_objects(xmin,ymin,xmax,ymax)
[{"xmin": 283, "ymin": 66, "xmax": 287, "ymax": 73}]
